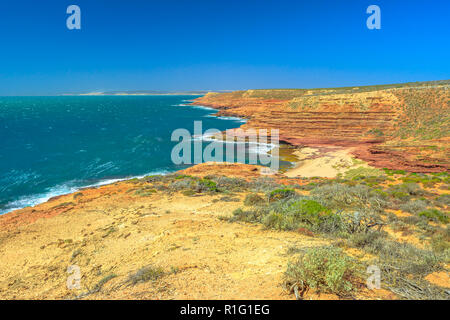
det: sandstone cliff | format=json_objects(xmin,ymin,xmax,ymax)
[{"xmin": 194, "ymin": 81, "xmax": 449, "ymax": 172}]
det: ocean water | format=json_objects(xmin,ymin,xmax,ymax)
[{"xmin": 0, "ymin": 95, "xmax": 272, "ymax": 214}]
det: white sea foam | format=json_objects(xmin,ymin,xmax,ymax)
[
  {"xmin": 204, "ymin": 114, "xmax": 247, "ymax": 123},
  {"xmin": 191, "ymin": 133, "xmax": 277, "ymax": 157},
  {"xmin": 192, "ymin": 105, "xmax": 217, "ymax": 111}
]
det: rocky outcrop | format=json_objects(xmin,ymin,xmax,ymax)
[{"xmin": 193, "ymin": 85, "xmax": 449, "ymax": 172}]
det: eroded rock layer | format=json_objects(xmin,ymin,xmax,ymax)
[{"xmin": 193, "ymin": 82, "xmax": 449, "ymax": 172}]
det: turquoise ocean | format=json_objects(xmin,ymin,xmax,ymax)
[{"xmin": 0, "ymin": 95, "xmax": 278, "ymax": 214}]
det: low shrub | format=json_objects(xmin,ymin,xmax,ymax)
[
  {"xmin": 349, "ymin": 230, "xmax": 386, "ymax": 248},
  {"xmin": 418, "ymin": 209, "xmax": 449, "ymax": 223},
  {"xmin": 344, "ymin": 167, "xmax": 384, "ymax": 180},
  {"xmin": 261, "ymin": 199, "xmax": 342, "ymax": 233},
  {"xmin": 311, "ymin": 183, "xmax": 387, "ymax": 212},
  {"xmin": 244, "ymin": 193, "xmax": 265, "ymax": 206},
  {"xmin": 399, "ymin": 199, "xmax": 428, "ymax": 214},
  {"xmin": 197, "ymin": 178, "xmax": 218, "ymax": 192},
  {"xmin": 127, "ymin": 265, "xmax": 165, "ymax": 285},
  {"xmin": 341, "ymin": 211, "xmax": 383, "ymax": 234},
  {"xmin": 168, "ymin": 177, "xmax": 218, "ymax": 193},
  {"xmin": 227, "ymin": 208, "xmax": 262, "ymax": 223},
  {"xmin": 284, "ymin": 246, "xmax": 356, "ymax": 297},
  {"xmin": 249, "ymin": 177, "xmax": 281, "ymax": 192},
  {"xmin": 434, "ymin": 194, "xmax": 450, "ymax": 207},
  {"xmin": 267, "ymin": 188, "xmax": 296, "ymax": 202},
  {"xmin": 430, "ymin": 232, "xmax": 450, "ymax": 254},
  {"xmin": 365, "ymin": 239, "xmax": 441, "ymax": 276},
  {"xmin": 212, "ymin": 176, "xmax": 249, "ymax": 191},
  {"xmin": 388, "ymin": 183, "xmax": 426, "ymax": 197}
]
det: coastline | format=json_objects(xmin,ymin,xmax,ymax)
[
  {"xmin": 1, "ymin": 84, "xmax": 448, "ymax": 300},
  {"xmin": 0, "ymin": 100, "xmax": 265, "ymax": 216}
]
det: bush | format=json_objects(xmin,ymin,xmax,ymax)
[
  {"xmin": 168, "ymin": 177, "xmax": 218, "ymax": 193},
  {"xmin": 341, "ymin": 211, "xmax": 383, "ymax": 234},
  {"xmin": 261, "ymin": 199, "xmax": 343, "ymax": 233},
  {"xmin": 388, "ymin": 183, "xmax": 425, "ymax": 197},
  {"xmin": 212, "ymin": 176, "xmax": 249, "ymax": 191},
  {"xmin": 262, "ymin": 211, "xmax": 297, "ymax": 230},
  {"xmin": 399, "ymin": 199, "xmax": 428, "ymax": 214},
  {"xmin": 128, "ymin": 265, "xmax": 165, "ymax": 285},
  {"xmin": 365, "ymin": 239, "xmax": 441, "ymax": 275},
  {"xmin": 244, "ymin": 193, "xmax": 265, "ymax": 206},
  {"xmin": 349, "ymin": 230, "xmax": 386, "ymax": 248},
  {"xmin": 383, "ymin": 169, "xmax": 406, "ymax": 175},
  {"xmin": 249, "ymin": 177, "xmax": 281, "ymax": 192},
  {"xmin": 227, "ymin": 208, "xmax": 262, "ymax": 223},
  {"xmin": 311, "ymin": 183, "xmax": 387, "ymax": 212},
  {"xmin": 418, "ymin": 209, "xmax": 449, "ymax": 223},
  {"xmin": 197, "ymin": 178, "xmax": 218, "ymax": 192},
  {"xmin": 434, "ymin": 194, "xmax": 450, "ymax": 207},
  {"xmin": 430, "ymin": 233, "xmax": 450, "ymax": 254},
  {"xmin": 288, "ymin": 200, "xmax": 331, "ymax": 225},
  {"xmin": 267, "ymin": 188, "xmax": 296, "ymax": 202},
  {"xmin": 284, "ymin": 246, "xmax": 356, "ymax": 297}
]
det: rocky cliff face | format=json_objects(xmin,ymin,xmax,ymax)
[{"xmin": 193, "ymin": 83, "xmax": 449, "ymax": 172}]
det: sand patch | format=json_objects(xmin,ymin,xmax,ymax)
[
  {"xmin": 425, "ymin": 271, "xmax": 450, "ymax": 288},
  {"xmin": 285, "ymin": 147, "xmax": 371, "ymax": 178}
]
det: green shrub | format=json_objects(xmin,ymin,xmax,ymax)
[
  {"xmin": 143, "ymin": 174, "xmax": 167, "ymax": 183},
  {"xmin": 227, "ymin": 208, "xmax": 262, "ymax": 223},
  {"xmin": 244, "ymin": 193, "xmax": 265, "ymax": 206},
  {"xmin": 267, "ymin": 188, "xmax": 296, "ymax": 202},
  {"xmin": 213, "ymin": 176, "xmax": 249, "ymax": 191},
  {"xmin": 168, "ymin": 177, "xmax": 218, "ymax": 193},
  {"xmin": 383, "ymin": 168, "xmax": 406, "ymax": 176},
  {"xmin": 349, "ymin": 230, "xmax": 386, "ymax": 248},
  {"xmin": 198, "ymin": 178, "xmax": 218, "ymax": 192},
  {"xmin": 262, "ymin": 211, "xmax": 297, "ymax": 230},
  {"xmin": 311, "ymin": 183, "xmax": 387, "ymax": 212},
  {"xmin": 344, "ymin": 167, "xmax": 384, "ymax": 180},
  {"xmin": 399, "ymin": 199, "xmax": 428, "ymax": 214},
  {"xmin": 341, "ymin": 211, "xmax": 383, "ymax": 234},
  {"xmin": 430, "ymin": 233, "xmax": 450, "ymax": 254},
  {"xmin": 287, "ymin": 200, "xmax": 331, "ymax": 225},
  {"xmin": 434, "ymin": 194, "xmax": 450, "ymax": 207},
  {"xmin": 134, "ymin": 187, "xmax": 157, "ymax": 197},
  {"xmin": 284, "ymin": 246, "xmax": 356, "ymax": 297},
  {"xmin": 249, "ymin": 177, "xmax": 281, "ymax": 192},
  {"xmin": 418, "ymin": 209, "xmax": 449, "ymax": 223},
  {"xmin": 388, "ymin": 183, "xmax": 426, "ymax": 197},
  {"xmin": 365, "ymin": 239, "xmax": 441, "ymax": 276},
  {"xmin": 261, "ymin": 199, "xmax": 342, "ymax": 233}
]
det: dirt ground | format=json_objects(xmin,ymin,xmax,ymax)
[{"xmin": 0, "ymin": 174, "xmax": 394, "ymax": 300}]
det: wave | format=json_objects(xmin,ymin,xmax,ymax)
[
  {"xmin": 203, "ymin": 114, "xmax": 247, "ymax": 123},
  {"xmin": 173, "ymin": 103, "xmax": 217, "ymax": 111},
  {"xmin": 191, "ymin": 133, "xmax": 278, "ymax": 156}
]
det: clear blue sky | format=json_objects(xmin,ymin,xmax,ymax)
[{"xmin": 0, "ymin": 0, "xmax": 448, "ymax": 95}]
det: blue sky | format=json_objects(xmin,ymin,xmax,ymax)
[{"xmin": 0, "ymin": 0, "xmax": 448, "ymax": 95}]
